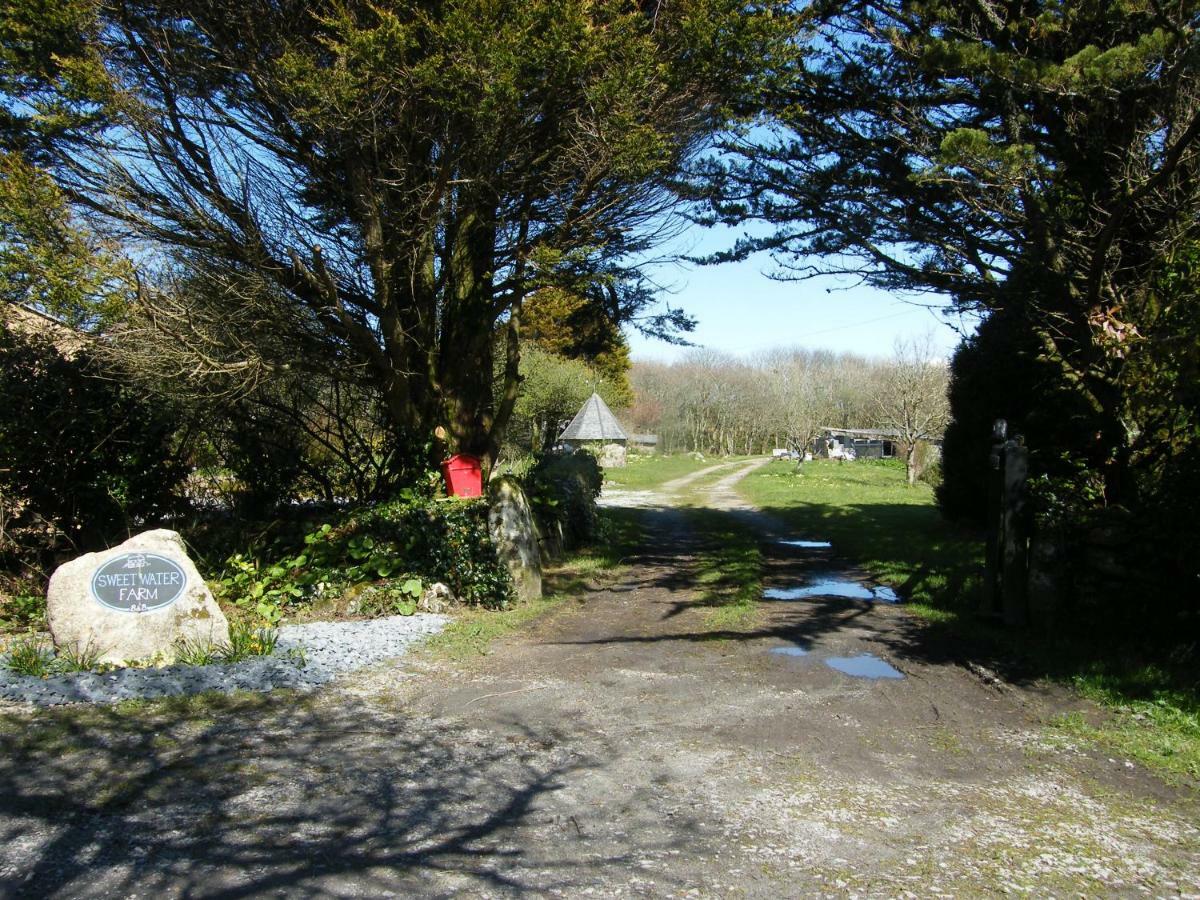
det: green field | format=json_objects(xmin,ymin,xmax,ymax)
[
  {"xmin": 738, "ymin": 458, "xmax": 984, "ymax": 617},
  {"xmin": 602, "ymin": 452, "xmax": 750, "ymax": 491}
]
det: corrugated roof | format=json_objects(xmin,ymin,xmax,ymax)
[
  {"xmin": 821, "ymin": 426, "xmax": 902, "ymax": 439},
  {"xmin": 558, "ymin": 393, "xmax": 628, "ymax": 442}
]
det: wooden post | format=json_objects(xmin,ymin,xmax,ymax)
[
  {"xmin": 982, "ymin": 419, "xmax": 1007, "ymax": 617},
  {"xmin": 1000, "ymin": 439, "xmax": 1030, "ymax": 627}
]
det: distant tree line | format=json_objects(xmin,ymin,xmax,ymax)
[{"xmin": 629, "ymin": 338, "xmax": 949, "ymax": 481}]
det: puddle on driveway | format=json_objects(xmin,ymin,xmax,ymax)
[
  {"xmin": 763, "ymin": 580, "xmax": 900, "ymax": 603},
  {"xmin": 777, "ymin": 539, "xmax": 833, "ymax": 549},
  {"xmin": 824, "ymin": 654, "xmax": 904, "ymax": 680},
  {"xmin": 769, "ymin": 646, "xmax": 809, "ymax": 658}
]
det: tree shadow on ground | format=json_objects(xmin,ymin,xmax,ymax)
[
  {"xmin": 0, "ymin": 690, "xmax": 661, "ymax": 898},
  {"xmin": 609, "ymin": 499, "xmax": 1161, "ymax": 691},
  {"xmin": 575, "ymin": 501, "xmax": 1048, "ymax": 685}
]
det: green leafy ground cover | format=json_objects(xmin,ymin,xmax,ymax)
[
  {"xmin": 207, "ymin": 496, "xmax": 513, "ymax": 626},
  {"xmin": 737, "ymin": 457, "xmax": 1199, "ymax": 783},
  {"xmin": 420, "ymin": 507, "xmax": 644, "ymax": 662}
]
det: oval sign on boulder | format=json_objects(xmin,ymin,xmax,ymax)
[
  {"xmin": 47, "ymin": 529, "xmax": 230, "ymax": 665},
  {"xmin": 91, "ymin": 553, "xmax": 188, "ymax": 612}
]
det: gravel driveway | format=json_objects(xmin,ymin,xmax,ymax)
[{"xmin": 1, "ymin": 460, "xmax": 1197, "ymax": 897}]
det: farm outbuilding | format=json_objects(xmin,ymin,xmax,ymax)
[
  {"xmin": 630, "ymin": 433, "xmax": 659, "ymax": 451},
  {"xmin": 558, "ymin": 393, "xmax": 629, "ymax": 467},
  {"xmin": 814, "ymin": 427, "xmax": 901, "ymax": 460},
  {"xmin": 1, "ymin": 303, "xmax": 87, "ymax": 356}
]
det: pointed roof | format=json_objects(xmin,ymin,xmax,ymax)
[{"xmin": 558, "ymin": 393, "xmax": 628, "ymax": 442}]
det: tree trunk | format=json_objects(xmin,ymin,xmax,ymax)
[{"xmin": 435, "ymin": 207, "xmax": 504, "ymax": 463}]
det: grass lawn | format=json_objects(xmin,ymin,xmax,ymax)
[
  {"xmin": 737, "ymin": 457, "xmax": 1200, "ymax": 784},
  {"xmin": 601, "ymin": 452, "xmax": 750, "ymax": 491},
  {"xmin": 738, "ymin": 458, "xmax": 984, "ymax": 616}
]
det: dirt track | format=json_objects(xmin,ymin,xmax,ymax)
[{"xmin": 1, "ymin": 460, "xmax": 1197, "ymax": 897}]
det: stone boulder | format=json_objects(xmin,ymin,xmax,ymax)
[
  {"xmin": 418, "ymin": 582, "xmax": 456, "ymax": 614},
  {"xmin": 598, "ymin": 442, "xmax": 627, "ymax": 468},
  {"xmin": 487, "ymin": 476, "xmax": 542, "ymax": 603},
  {"xmin": 47, "ymin": 529, "xmax": 230, "ymax": 665}
]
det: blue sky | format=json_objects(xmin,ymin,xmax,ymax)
[{"xmin": 626, "ymin": 224, "xmax": 977, "ymax": 363}]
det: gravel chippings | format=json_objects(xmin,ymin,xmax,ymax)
[{"xmin": 0, "ymin": 614, "xmax": 449, "ymax": 708}]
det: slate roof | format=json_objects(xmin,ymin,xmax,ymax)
[{"xmin": 558, "ymin": 393, "xmax": 629, "ymax": 442}]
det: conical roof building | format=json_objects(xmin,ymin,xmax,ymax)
[{"xmin": 558, "ymin": 393, "xmax": 628, "ymax": 444}]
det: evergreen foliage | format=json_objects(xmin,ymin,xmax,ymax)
[
  {"xmin": 696, "ymin": 0, "xmax": 1200, "ymax": 496},
  {"xmin": 523, "ymin": 286, "xmax": 641, "ymax": 403},
  {"xmin": 1, "ymin": 0, "xmax": 794, "ymax": 470},
  {"xmin": 216, "ymin": 495, "xmax": 514, "ymax": 616},
  {"xmin": 695, "ymin": 0, "xmax": 1200, "ymax": 628},
  {"xmin": 939, "ymin": 311, "xmax": 1093, "ymax": 524},
  {"xmin": 0, "ymin": 324, "xmax": 186, "ymax": 562}
]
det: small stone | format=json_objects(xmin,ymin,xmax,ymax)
[{"xmin": 418, "ymin": 582, "xmax": 455, "ymax": 614}]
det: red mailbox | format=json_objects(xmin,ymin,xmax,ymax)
[{"xmin": 441, "ymin": 454, "xmax": 483, "ymax": 498}]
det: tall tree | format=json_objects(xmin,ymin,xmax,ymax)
[
  {"xmin": 695, "ymin": 0, "xmax": 1200, "ymax": 506},
  {"xmin": 506, "ymin": 346, "xmax": 629, "ymax": 454},
  {"xmin": 522, "ymin": 286, "xmax": 641, "ymax": 405},
  {"xmin": 5, "ymin": 0, "xmax": 792, "ymax": 468},
  {"xmin": 1, "ymin": 0, "xmax": 124, "ymax": 325},
  {"xmin": 877, "ymin": 334, "xmax": 949, "ymax": 485}
]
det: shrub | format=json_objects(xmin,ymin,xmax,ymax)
[
  {"xmin": 0, "ymin": 325, "xmax": 186, "ymax": 563},
  {"xmin": 219, "ymin": 620, "xmax": 279, "ymax": 662},
  {"xmin": 940, "ymin": 306, "xmax": 1200, "ymax": 641},
  {"xmin": 354, "ymin": 578, "xmax": 424, "ymax": 617},
  {"xmin": 213, "ymin": 407, "xmax": 311, "ymax": 517},
  {"xmin": 525, "ymin": 450, "xmax": 603, "ymax": 550},
  {"xmin": 938, "ymin": 309, "xmax": 1095, "ymax": 524},
  {"xmin": 918, "ymin": 461, "xmax": 942, "ymax": 490},
  {"xmin": 175, "ymin": 635, "xmax": 221, "ymax": 666},
  {"xmin": 54, "ymin": 640, "xmax": 106, "ymax": 673},
  {"xmin": 215, "ymin": 494, "xmax": 514, "ymax": 618},
  {"xmin": 0, "ymin": 581, "xmax": 46, "ymax": 629}
]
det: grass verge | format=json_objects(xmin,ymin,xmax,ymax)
[
  {"xmin": 419, "ymin": 594, "xmax": 570, "ymax": 663},
  {"xmin": 695, "ymin": 537, "xmax": 762, "ymax": 631},
  {"xmin": 682, "ymin": 508, "xmax": 763, "ymax": 632},
  {"xmin": 738, "ymin": 458, "xmax": 984, "ymax": 614},
  {"xmin": 1055, "ymin": 669, "xmax": 1200, "ymax": 782},
  {"xmin": 0, "ymin": 689, "xmax": 287, "ymax": 747}
]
